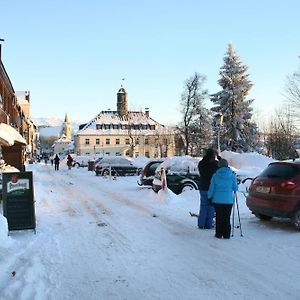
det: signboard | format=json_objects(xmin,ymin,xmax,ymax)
[{"xmin": 2, "ymin": 171, "xmax": 36, "ymax": 232}]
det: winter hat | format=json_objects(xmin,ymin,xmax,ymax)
[{"xmin": 218, "ymin": 159, "xmax": 228, "ymax": 168}]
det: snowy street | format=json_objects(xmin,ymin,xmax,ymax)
[{"xmin": 1, "ymin": 162, "xmax": 300, "ymax": 300}]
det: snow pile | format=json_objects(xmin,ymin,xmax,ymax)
[
  {"xmin": 221, "ymin": 150, "xmax": 274, "ymax": 178},
  {"xmin": 158, "ymin": 156, "xmax": 200, "ymax": 173},
  {"xmin": 0, "ymin": 214, "xmax": 11, "ymax": 248}
]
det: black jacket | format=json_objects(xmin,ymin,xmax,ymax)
[{"xmin": 198, "ymin": 156, "xmax": 220, "ymax": 191}]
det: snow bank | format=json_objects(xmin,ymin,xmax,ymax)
[
  {"xmin": 158, "ymin": 156, "xmax": 200, "ymax": 173},
  {"xmin": 221, "ymin": 150, "xmax": 274, "ymax": 178},
  {"xmin": 0, "ymin": 214, "xmax": 12, "ymax": 249}
]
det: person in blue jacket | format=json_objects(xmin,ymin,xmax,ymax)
[{"xmin": 208, "ymin": 159, "xmax": 238, "ymax": 239}]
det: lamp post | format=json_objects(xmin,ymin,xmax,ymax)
[{"xmin": 215, "ymin": 113, "xmax": 223, "ymax": 153}]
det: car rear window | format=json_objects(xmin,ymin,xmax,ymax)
[{"xmin": 259, "ymin": 164, "xmax": 300, "ymax": 179}]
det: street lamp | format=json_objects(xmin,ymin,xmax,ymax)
[{"xmin": 215, "ymin": 113, "xmax": 223, "ymax": 153}]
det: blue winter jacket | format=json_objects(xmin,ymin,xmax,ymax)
[{"xmin": 207, "ymin": 167, "xmax": 238, "ymax": 204}]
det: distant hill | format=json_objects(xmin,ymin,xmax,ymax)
[
  {"xmin": 33, "ymin": 117, "xmax": 82, "ymax": 130},
  {"xmin": 33, "ymin": 117, "xmax": 82, "ymax": 137}
]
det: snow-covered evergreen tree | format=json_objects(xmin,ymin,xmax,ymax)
[{"xmin": 210, "ymin": 43, "xmax": 258, "ymax": 152}]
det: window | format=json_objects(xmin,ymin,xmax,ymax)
[
  {"xmin": 116, "ymin": 152, "xmax": 121, "ymax": 156},
  {"xmin": 104, "ymin": 124, "xmax": 110, "ymax": 129},
  {"xmin": 125, "ymin": 138, "xmax": 130, "ymax": 145},
  {"xmin": 105, "ymin": 152, "xmax": 110, "ymax": 156},
  {"xmin": 145, "ymin": 151, "xmax": 150, "ymax": 158},
  {"xmin": 116, "ymin": 138, "xmax": 120, "ymax": 145},
  {"xmin": 113, "ymin": 124, "xmax": 119, "ymax": 129},
  {"xmin": 125, "ymin": 150, "xmax": 130, "ymax": 156},
  {"xmin": 96, "ymin": 139, "xmax": 100, "ymax": 145},
  {"xmin": 96, "ymin": 124, "xmax": 102, "ymax": 130},
  {"xmin": 135, "ymin": 152, "xmax": 139, "ymax": 158},
  {"xmin": 136, "ymin": 138, "xmax": 139, "ymax": 145},
  {"xmin": 145, "ymin": 138, "xmax": 149, "ymax": 145},
  {"xmin": 106, "ymin": 138, "xmax": 110, "ymax": 145},
  {"xmin": 85, "ymin": 139, "xmax": 90, "ymax": 145}
]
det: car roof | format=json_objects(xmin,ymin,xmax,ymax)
[{"xmin": 269, "ymin": 161, "xmax": 300, "ymax": 168}]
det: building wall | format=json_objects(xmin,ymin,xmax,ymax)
[{"xmin": 74, "ymin": 133, "xmax": 175, "ymax": 158}]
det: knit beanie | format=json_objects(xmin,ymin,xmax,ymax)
[{"xmin": 218, "ymin": 159, "xmax": 228, "ymax": 168}]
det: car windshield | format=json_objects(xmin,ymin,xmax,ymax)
[{"xmin": 259, "ymin": 164, "xmax": 300, "ymax": 180}]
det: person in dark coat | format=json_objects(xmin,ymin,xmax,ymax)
[
  {"xmin": 54, "ymin": 154, "xmax": 60, "ymax": 171},
  {"xmin": 197, "ymin": 148, "xmax": 220, "ymax": 229},
  {"xmin": 208, "ymin": 159, "xmax": 238, "ymax": 239},
  {"xmin": 67, "ymin": 154, "xmax": 73, "ymax": 170}
]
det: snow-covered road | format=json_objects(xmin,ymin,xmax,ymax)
[{"xmin": 1, "ymin": 163, "xmax": 300, "ymax": 300}]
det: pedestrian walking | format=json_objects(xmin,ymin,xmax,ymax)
[
  {"xmin": 67, "ymin": 154, "xmax": 73, "ymax": 170},
  {"xmin": 197, "ymin": 148, "xmax": 220, "ymax": 229},
  {"xmin": 54, "ymin": 154, "xmax": 60, "ymax": 171},
  {"xmin": 208, "ymin": 159, "xmax": 238, "ymax": 239}
]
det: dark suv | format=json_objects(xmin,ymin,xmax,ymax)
[
  {"xmin": 246, "ymin": 161, "xmax": 300, "ymax": 229},
  {"xmin": 153, "ymin": 157, "xmax": 200, "ymax": 194},
  {"xmin": 95, "ymin": 156, "xmax": 142, "ymax": 176}
]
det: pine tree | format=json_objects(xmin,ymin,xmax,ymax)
[{"xmin": 211, "ymin": 43, "xmax": 258, "ymax": 152}]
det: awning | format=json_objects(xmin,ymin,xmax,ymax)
[{"xmin": 0, "ymin": 123, "xmax": 27, "ymax": 146}]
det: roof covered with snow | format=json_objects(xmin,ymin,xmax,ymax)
[
  {"xmin": 0, "ymin": 123, "xmax": 27, "ymax": 146},
  {"xmin": 76, "ymin": 111, "xmax": 173, "ymax": 136}
]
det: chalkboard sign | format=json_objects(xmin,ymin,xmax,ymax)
[{"xmin": 2, "ymin": 171, "xmax": 36, "ymax": 232}]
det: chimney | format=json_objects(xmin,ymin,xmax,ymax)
[
  {"xmin": 25, "ymin": 91, "xmax": 30, "ymax": 102},
  {"xmin": 0, "ymin": 39, "xmax": 4, "ymax": 61},
  {"xmin": 145, "ymin": 108, "xmax": 149, "ymax": 117}
]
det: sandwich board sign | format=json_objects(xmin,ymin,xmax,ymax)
[{"xmin": 2, "ymin": 171, "xmax": 36, "ymax": 233}]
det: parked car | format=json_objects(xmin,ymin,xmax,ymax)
[
  {"xmin": 151, "ymin": 156, "xmax": 200, "ymax": 195},
  {"xmin": 137, "ymin": 159, "xmax": 165, "ymax": 187},
  {"xmin": 246, "ymin": 161, "xmax": 300, "ymax": 229},
  {"xmin": 95, "ymin": 156, "xmax": 142, "ymax": 176},
  {"xmin": 71, "ymin": 155, "xmax": 103, "ymax": 168}
]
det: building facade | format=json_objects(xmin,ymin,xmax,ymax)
[{"xmin": 74, "ymin": 87, "xmax": 175, "ymax": 158}]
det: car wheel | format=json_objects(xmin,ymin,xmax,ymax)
[
  {"xmin": 74, "ymin": 162, "xmax": 80, "ymax": 168},
  {"xmin": 255, "ymin": 213, "xmax": 273, "ymax": 221},
  {"xmin": 181, "ymin": 182, "xmax": 197, "ymax": 193},
  {"xmin": 292, "ymin": 210, "xmax": 300, "ymax": 229},
  {"xmin": 137, "ymin": 168, "xmax": 143, "ymax": 176}
]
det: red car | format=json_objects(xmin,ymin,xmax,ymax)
[{"xmin": 246, "ymin": 161, "xmax": 300, "ymax": 229}]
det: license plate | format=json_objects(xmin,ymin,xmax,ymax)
[{"xmin": 256, "ymin": 186, "xmax": 270, "ymax": 193}]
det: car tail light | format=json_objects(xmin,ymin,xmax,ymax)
[
  {"xmin": 143, "ymin": 167, "xmax": 148, "ymax": 176},
  {"xmin": 280, "ymin": 180, "xmax": 298, "ymax": 190}
]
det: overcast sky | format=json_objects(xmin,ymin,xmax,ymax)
[{"xmin": 1, "ymin": 0, "xmax": 299, "ymax": 126}]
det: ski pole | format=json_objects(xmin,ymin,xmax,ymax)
[
  {"xmin": 231, "ymin": 195, "xmax": 235, "ymax": 237},
  {"xmin": 235, "ymin": 193, "xmax": 243, "ymax": 237}
]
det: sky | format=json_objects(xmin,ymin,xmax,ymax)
[
  {"xmin": 1, "ymin": 0, "xmax": 300, "ymax": 127},
  {"xmin": 1, "ymin": 152, "xmax": 300, "ymax": 299}
]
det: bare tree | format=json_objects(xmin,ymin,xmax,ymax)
[
  {"xmin": 265, "ymin": 106, "xmax": 298, "ymax": 160},
  {"xmin": 284, "ymin": 66, "xmax": 300, "ymax": 123},
  {"xmin": 179, "ymin": 72, "xmax": 208, "ymax": 155},
  {"xmin": 152, "ymin": 126, "xmax": 175, "ymax": 158}
]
